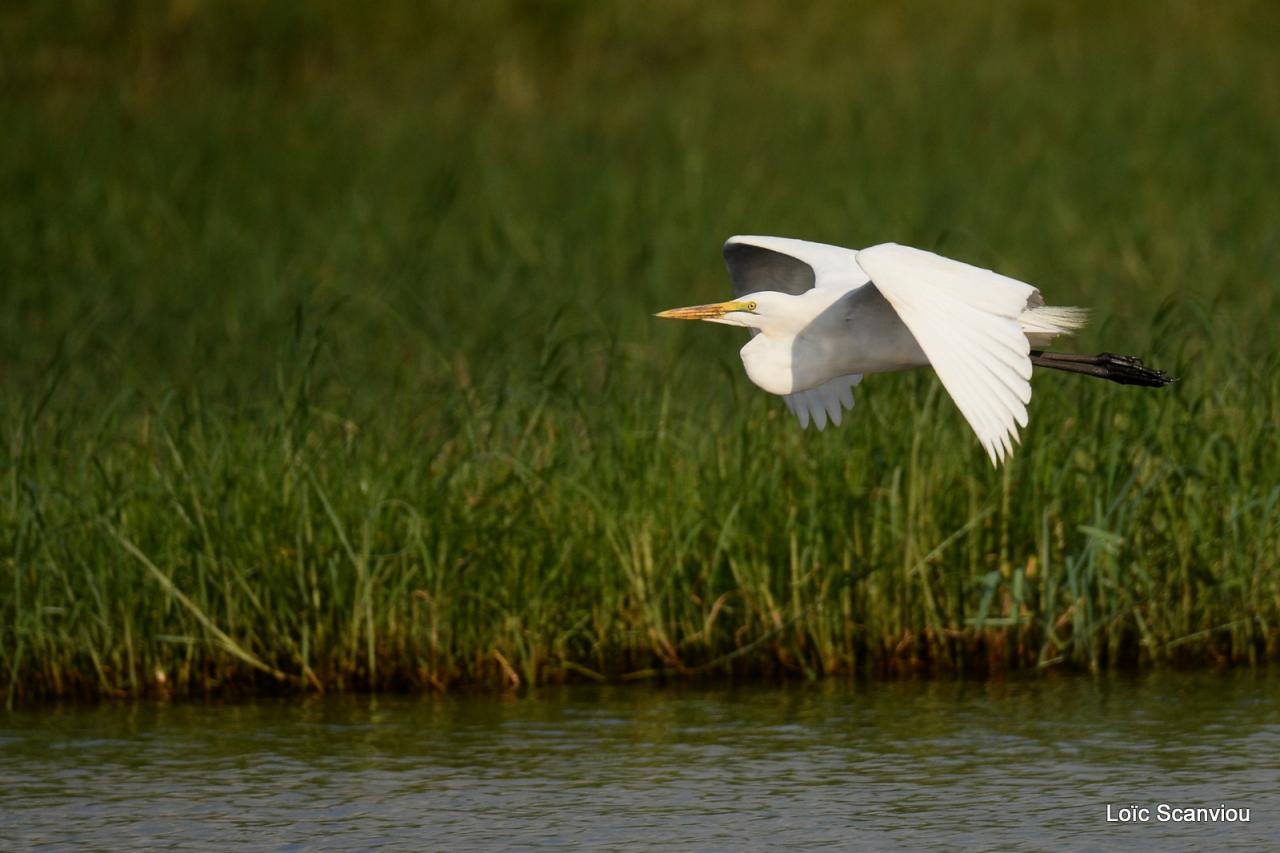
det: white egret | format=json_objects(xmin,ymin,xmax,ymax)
[{"xmin": 657, "ymin": 236, "xmax": 1172, "ymax": 466}]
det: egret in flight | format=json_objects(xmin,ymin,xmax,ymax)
[{"xmin": 656, "ymin": 237, "xmax": 1172, "ymax": 466}]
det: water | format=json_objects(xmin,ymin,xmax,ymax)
[{"xmin": 2, "ymin": 673, "xmax": 1276, "ymax": 851}]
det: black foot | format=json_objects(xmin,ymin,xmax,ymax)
[{"xmin": 1030, "ymin": 351, "xmax": 1176, "ymax": 388}]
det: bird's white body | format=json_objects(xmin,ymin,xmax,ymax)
[
  {"xmin": 738, "ymin": 283, "xmax": 927, "ymax": 395},
  {"xmin": 657, "ymin": 236, "xmax": 1091, "ymax": 466}
]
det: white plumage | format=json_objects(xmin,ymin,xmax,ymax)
[{"xmin": 656, "ymin": 236, "xmax": 1091, "ymax": 466}]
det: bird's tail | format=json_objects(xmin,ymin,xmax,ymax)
[
  {"xmin": 1030, "ymin": 351, "xmax": 1175, "ymax": 388},
  {"xmin": 1020, "ymin": 305, "xmax": 1091, "ymax": 347}
]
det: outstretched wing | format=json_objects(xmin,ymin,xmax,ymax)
[
  {"xmin": 724, "ymin": 235, "xmax": 868, "ymax": 298},
  {"xmin": 855, "ymin": 243, "xmax": 1037, "ymax": 466}
]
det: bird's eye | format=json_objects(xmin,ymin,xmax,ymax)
[{"xmin": 747, "ymin": 301, "xmax": 758, "ymax": 312}]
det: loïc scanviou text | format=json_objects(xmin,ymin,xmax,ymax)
[{"xmin": 1106, "ymin": 803, "xmax": 1250, "ymax": 823}]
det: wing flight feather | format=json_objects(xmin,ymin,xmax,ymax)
[
  {"xmin": 855, "ymin": 243, "xmax": 1037, "ymax": 466},
  {"xmin": 724, "ymin": 236, "xmax": 869, "ymax": 298},
  {"xmin": 783, "ymin": 374, "xmax": 863, "ymax": 432}
]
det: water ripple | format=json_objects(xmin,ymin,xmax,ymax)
[{"xmin": 2, "ymin": 673, "xmax": 1277, "ymax": 850}]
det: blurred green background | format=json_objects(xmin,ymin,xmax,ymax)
[{"xmin": 3, "ymin": 1, "xmax": 1278, "ymax": 701}]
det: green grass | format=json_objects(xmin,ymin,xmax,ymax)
[{"xmin": 3, "ymin": 0, "xmax": 1280, "ymax": 703}]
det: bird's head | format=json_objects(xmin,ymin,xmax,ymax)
[{"xmin": 655, "ymin": 291, "xmax": 800, "ymax": 336}]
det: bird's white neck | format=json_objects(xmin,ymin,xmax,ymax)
[
  {"xmin": 735, "ymin": 289, "xmax": 853, "ymax": 395},
  {"xmin": 754, "ymin": 288, "xmax": 848, "ymax": 339},
  {"xmin": 739, "ymin": 334, "xmax": 795, "ymax": 395}
]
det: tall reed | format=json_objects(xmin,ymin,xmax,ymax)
[{"xmin": 3, "ymin": 0, "xmax": 1278, "ymax": 702}]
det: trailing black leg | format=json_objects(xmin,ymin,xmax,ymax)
[{"xmin": 1030, "ymin": 351, "xmax": 1175, "ymax": 387}]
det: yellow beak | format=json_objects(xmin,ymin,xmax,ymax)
[{"xmin": 654, "ymin": 300, "xmax": 752, "ymax": 320}]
